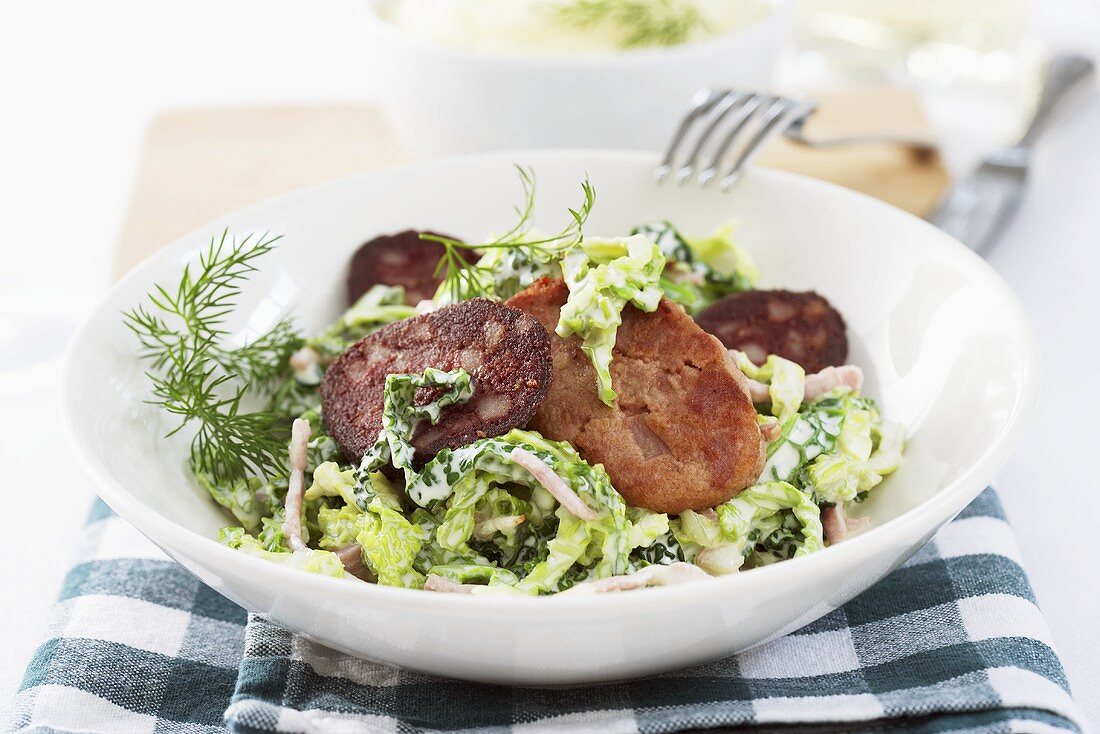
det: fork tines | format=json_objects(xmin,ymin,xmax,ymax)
[{"xmin": 655, "ymin": 89, "xmax": 816, "ymax": 191}]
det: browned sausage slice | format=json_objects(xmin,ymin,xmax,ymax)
[
  {"xmin": 507, "ymin": 278, "xmax": 764, "ymax": 514},
  {"xmin": 321, "ymin": 298, "xmax": 552, "ymax": 464},
  {"xmin": 346, "ymin": 229, "xmax": 474, "ymax": 306},
  {"xmin": 695, "ymin": 290, "xmax": 848, "ymax": 374}
]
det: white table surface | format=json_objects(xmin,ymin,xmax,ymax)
[{"xmin": 2, "ymin": 0, "xmax": 1098, "ymax": 727}]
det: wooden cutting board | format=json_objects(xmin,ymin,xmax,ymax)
[{"xmin": 114, "ymin": 90, "xmax": 948, "ymax": 276}]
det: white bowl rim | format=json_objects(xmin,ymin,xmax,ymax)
[
  {"xmin": 359, "ymin": 0, "xmax": 785, "ymax": 67},
  {"xmin": 61, "ymin": 148, "xmax": 1040, "ymax": 620}
]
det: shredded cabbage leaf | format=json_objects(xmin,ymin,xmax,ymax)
[
  {"xmin": 219, "ymin": 527, "xmax": 346, "ymax": 578},
  {"xmin": 356, "ymin": 500, "xmax": 429, "ymax": 587},
  {"xmin": 732, "ymin": 351, "xmax": 806, "ymax": 422},
  {"xmin": 627, "ymin": 507, "xmax": 671, "ymax": 552},
  {"xmin": 358, "ymin": 368, "xmax": 474, "ymax": 484},
  {"xmin": 633, "ymin": 220, "xmax": 758, "ymax": 313},
  {"xmin": 717, "ymin": 482, "xmax": 824, "ymax": 560},
  {"xmin": 197, "ymin": 472, "xmax": 271, "ymax": 533},
  {"xmin": 460, "ymin": 231, "xmax": 563, "ymax": 303},
  {"xmin": 669, "ymin": 482, "xmax": 824, "ymax": 574},
  {"xmin": 410, "ymin": 428, "xmax": 631, "ymax": 594},
  {"xmin": 309, "ymin": 284, "xmax": 416, "ymax": 360},
  {"xmin": 760, "ymin": 387, "xmax": 904, "ymax": 517},
  {"xmin": 688, "ymin": 221, "xmax": 759, "ymax": 287},
  {"xmin": 556, "ymin": 234, "xmax": 665, "ymax": 405},
  {"xmin": 870, "ymin": 419, "xmax": 906, "ymax": 476}
]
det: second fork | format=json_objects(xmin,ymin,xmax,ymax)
[{"xmin": 655, "ymin": 89, "xmax": 816, "ymax": 190}]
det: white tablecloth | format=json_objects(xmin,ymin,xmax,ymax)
[{"xmin": 2, "ymin": 0, "xmax": 1098, "ymax": 727}]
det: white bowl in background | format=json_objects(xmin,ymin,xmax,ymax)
[
  {"xmin": 62, "ymin": 150, "xmax": 1037, "ymax": 685},
  {"xmin": 361, "ymin": 0, "xmax": 786, "ymax": 156}
]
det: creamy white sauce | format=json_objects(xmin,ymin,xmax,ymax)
[{"xmin": 380, "ymin": 0, "xmax": 771, "ymax": 56}]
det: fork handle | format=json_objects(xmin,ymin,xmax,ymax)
[{"xmin": 1017, "ymin": 54, "xmax": 1094, "ymax": 149}]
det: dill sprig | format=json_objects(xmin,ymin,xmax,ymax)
[
  {"xmin": 123, "ymin": 231, "xmax": 302, "ymax": 483},
  {"xmin": 423, "ymin": 166, "xmax": 596, "ymax": 304},
  {"xmin": 556, "ymin": 0, "xmax": 711, "ymax": 49}
]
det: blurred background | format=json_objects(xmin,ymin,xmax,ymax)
[{"xmin": 2, "ymin": 0, "xmax": 1098, "ymax": 720}]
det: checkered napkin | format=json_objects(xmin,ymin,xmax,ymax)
[{"xmin": 9, "ymin": 490, "xmax": 1086, "ymax": 734}]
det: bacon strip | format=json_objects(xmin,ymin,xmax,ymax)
[
  {"xmin": 283, "ymin": 418, "xmax": 311, "ymax": 552},
  {"xmin": 744, "ymin": 377, "xmax": 772, "ymax": 403},
  {"xmin": 424, "ymin": 575, "xmax": 479, "ymax": 594},
  {"xmin": 759, "ymin": 418, "xmax": 782, "ymax": 443},
  {"xmin": 334, "ymin": 543, "xmax": 375, "ymax": 582},
  {"xmin": 289, "ymin": 346, "xmax": 321, "ymax": 382},
  {"xmin": 821, "ymin": 504, "xmax": 871, "ymax": 545},
  {"xmin": 804, "ymin": 365, "xmax": 864, "ymax": 400},
  {"xmin": 509, "ymin": 447, "xmax": 598, "ymax": 521},
  {"xmin": 734, "ymin": 354, "xmax": 864, "ymax": 404}
]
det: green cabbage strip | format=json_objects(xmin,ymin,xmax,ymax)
[
  {"xmin": 556, "ymin": 235, "xmax": 665, "ymax": 405},
  {"xmin": 316, "ymin": 504, "xmax": 363, "ymax": 548},
  {"xmin": 304, "ymin": 462, "xmax": 359, "ymax": 507},
  {"xmin": 760, "ymin": 403, "xmax": 845, "ymax": 484},
  {"xmin": 731, "ymin": 351, "xmax": 806, "ymax": 422},
  {"xmin": 470, "ymin": 486, "xmax": 532, "ymax": 554},
  {"xmin": 355, "ymin": 500, "xmax": 429, "ymax": 587},
  {"xmin": 627, "ymin": 507, "xmax": 671, "ymax": 551},
  {"xmin": 760, "ymin": 387, "xmax": 905, "ymax": 510},
  {"xmin": 805, "ymin": 402, "xmax": 878, "ymax": 504},
  {"xmin": 672, "ymin": 508, "xmax": 729, "ymax": 569},
  {"xmin": 427, "ymin": 564, "xmax": 521, "ymax": 588},
  {"xmin": 296, "ymin": 408, "xmax": 342, "ymax": 471},
  {"xmin": 632, "ymin": 220, "xmax": 758, "ymax": 313},
  {"xmin": 409, "ymin": 428, "xmax": 631, "ymax": 594},
  {"xmin": 804, "ymin": 400, "xmax": 906, "ymax": 505},
  {"xmin": 688, "ymin": 222, "xmax": 759, "ymax": 287},
  {"xmin": 219, "ymin": 527, "xmax": 346, "ymax": 578},
  {"xmin": 514, "ymin": 511, "xmax": 590, "ymax": 593},
  {"xmin": 197, "ymin": 472, "xmax": 270, "ymax": 533},
  {"xmin": 716, "ymin": 482, "xmax": 824, "ymax": 560},
  {"xmin": 669, "ymin": 482, "xmax": 824, "ymax": 574},
  {"xmin": 804, "ymin": 454, "xmax": 881, "ymax": 504},
  {"xmin": 869, "ymin": 419, "xmax": 906, "ymax": 475},
  {"xmin": 468, "ymin": 233, "xmax": 563, "ymax": 302},
  {"xmin": 358, "ymin": 368, "xmax": 474, "ymax": 484},
  {"xmin": 306, "ymin": 457, "xmax": 404, "ymax": 512},
  {"xmin": 308, "ymin": 284, "xmax": 415, "ymax": 360},
  {"xmin": 632, "ymin": 220, "xmax": 694, "ymax": 262},
  {"xmin": 311, "ymin": 480, "xmax": 428, "ymax": 587}
]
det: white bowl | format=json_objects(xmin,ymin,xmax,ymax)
[
  {"xmin": 62, "ymin": 150, "xmax": 1037, "ymax": 685},
  {"xmin": 361, "ymin": 0, "xmax": 785, "ymax": 156}
]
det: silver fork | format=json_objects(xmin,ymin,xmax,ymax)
[
  {"xmin": 927, "ymin": 54, "xmax": 1095, "ymax": 253},
  {"xmin": 655, "ymin": 89, "xmax": 934, "ymax": 191}
]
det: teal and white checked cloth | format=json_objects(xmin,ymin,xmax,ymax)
[{"xmin": 9, "ymin": 489, "xmax": 1086, "ymax": 734}]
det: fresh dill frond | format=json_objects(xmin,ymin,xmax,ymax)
[
  {"xmin": 423, "ymin": 165, "xmax": 596, "ymax": 304},
  {"xmin": 556, "ymin": 0, "xmax": 712, "ymax": 49},
  {"xmin": 123, "ymin": 231, "xmax": 302, "ymax": 483},
  {"xmin": 125, "ymin": 231, "xmax": 300, "ymax": 392}
]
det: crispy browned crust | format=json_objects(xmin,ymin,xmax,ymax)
[
  {"xmin": 320, "ymin": 298, "xmax": 553, "ymax": 464},
  {"xmin": 506, "ymin": 278, "xmax": 764, "ymax": 514},
  {"xmin": 695, "ymin": 290, "xmax": 848, "ymax": 374},
  {"xmin": 345, "ymin": 230, "xmax": 473, "ymax": 306}
]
